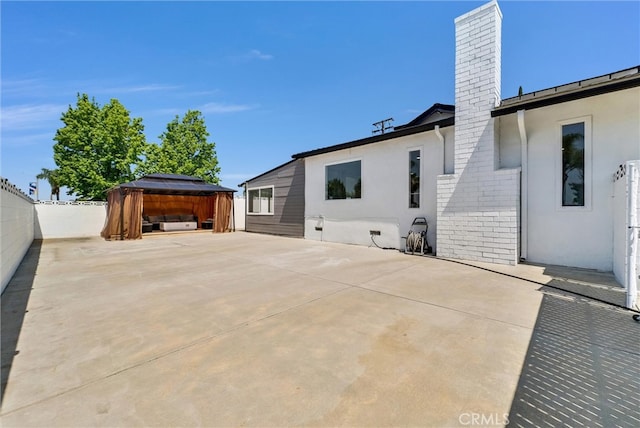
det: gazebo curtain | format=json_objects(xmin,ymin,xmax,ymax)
[
  {"xmin": 100, "ymin": 188, "xmax": 144, "ymax": 240},
  {"xmin": 215, "ymin": 192, "xmax": 233, "ymax": 233}
]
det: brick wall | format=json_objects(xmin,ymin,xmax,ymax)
[{"xmin": 436, "ymin": 0, "xmax": 521, "ymax": 265}]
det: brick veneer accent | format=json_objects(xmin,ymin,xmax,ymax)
[{"xmin": 436, "ymin": 1, "xmax": 520, "ymax": 265}]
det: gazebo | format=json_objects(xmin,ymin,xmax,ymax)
[{"xmin": 101, "ymin": 173, "xmax": 236, "ymax": 240}]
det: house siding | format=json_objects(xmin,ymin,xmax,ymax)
[{"xmin": 245, "ymin": 159, "xmax": 305, "ymax": 238}]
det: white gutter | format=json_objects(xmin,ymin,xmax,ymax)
[
  {"xmin": 517, "ymin": 110, "xmax": 528, "ymax": 261},
  {"xmin": 435, "ymin": 125, "xmax": 445, "ymax": 174},
  {"xmin": 626, "ymin": 160, "xmax": 638, "ymax": 309}
]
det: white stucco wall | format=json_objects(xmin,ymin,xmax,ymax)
[
  {"xmin": 497, "ymin": 113, "xmax": 521, "ymax": 169},
  {"xmin": 1, "ymin": 179, "xmax": 35, "ymax": 293},
  {"xmin": 34, "ymin": 202, "xmax": 107, "ymax": 239},
  {"xmin": 500, "ymin": 87, "xmax": 640, "ymax": 270},
  {"xmin": 304, "ymin": 127, "xmax": 453, "ymax": 250}
]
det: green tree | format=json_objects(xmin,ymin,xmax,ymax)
[
  {"xmin": 36, "ymin": 168, "xmax": 61, "ymax": 200},
  {"xmin": 53, "ymin": 94, "xmax": 146, "ymax": 200},
  {"xmin": 138, "ymin": 110, "xmax": 220, "ymax": 183}
]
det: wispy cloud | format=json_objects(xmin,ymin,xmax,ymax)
[
  {"xmin": 200, "ymin": 102, "xmax": 258, "ymax": 114},
  {"xmin": 181, "ymin": 89, "xmax": 220, "ymax": 97},
  {"xmin": 2, "ymin": 78, "xmax": 181, "ymax": 101},
  {"xmin": 0, "ymin": 132, "xmax": 55, "ymax": 148},
  {"xmin": 248, "ymin": 49, "xmax": 274, "ymax": 60},
  {"xmin": 1, "ymin": 104, "xmax": 65, "ymax": 131},
  {"xmin": 94, "ymin": 83, "xmax": 182, "ymax": 94},
  {"xmin": 1, "ymin": 78, "xmax": 49, "ymax": 97},
  {"xmin": 235, "ymin": 49, "xmax": 274, "ymax": 62}
]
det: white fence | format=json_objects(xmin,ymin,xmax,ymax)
[
  {"xmin": 612, "ymin": 161, "xmax": 639, "ymax": 309},
  {"xmin": 233, "ymin": 197, "xmax": 245, "ymax": 231},
  {"xmin": 34, "ymin": 201, "xmax": 108, "ymax": 239},
  {"xmin": 33, "ymin": 198, "xmax": 247, "ymax": 236},
  {"xmin": 1, "ymin": 178, "xmax": 35, "ymax": 293}
]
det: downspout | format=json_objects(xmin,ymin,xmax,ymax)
[
  {"xmin": 435, "ymin": 125, "xmax": 445, "ymax": 175},
  {"xmin": 434, "ymin": 125, "xmax": 446, "ymax": 256},
  {"xmin": 517, "ymin": 110, "xmax": 528, "ymax": 261}
]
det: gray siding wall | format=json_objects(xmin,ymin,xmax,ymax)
[{"xmin": 245, "ymin": 159, "xmax": 305, "ymax": 237}]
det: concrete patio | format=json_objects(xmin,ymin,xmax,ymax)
[{"xmin": 1, "ymin": 232, "xmax": 638, "ymax": 426}]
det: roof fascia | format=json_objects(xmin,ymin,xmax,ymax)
[
  {"xmin": 492, "ymin": 74, "xmax": 640, "ymax": 117},
  {"xmin": 292, "ymin": 116, "xmax": 455, "ymax": 159}
]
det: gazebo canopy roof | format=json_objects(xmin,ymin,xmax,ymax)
[{"xmin": 114, "ymin": 173, "xmax": 236, "ymax": 195}]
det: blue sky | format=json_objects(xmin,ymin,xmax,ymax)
[{"xmin": 2, "ymin": 1, "xmax": 638, "ymax": 200}]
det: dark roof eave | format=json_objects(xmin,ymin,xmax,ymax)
[
  {"xmin": 394, "ymin": 103, "xmax": 455, "ymax": 130},
  {"xmin": 117, "ymin": 182, "xmax": 236, "ymax": 194},
  {"xmin": 118, "ymin": 185, "xmax": 236, "ymax": 194},
  {"xmin": 492, "ymin": 74, "xmax": 640, "ymax": 117},
  {"xmin": 292, "ymin": 116, "xmax": 455, "ymax": 159}
]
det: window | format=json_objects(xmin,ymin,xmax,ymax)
[
  {"xmin": 561, "ymin": 122, "xmax": 585, "ymax": 206},
  {"xmin": 409, "ymin": 150, "xmax": 420, "ymax": 208},
  {"xmin": 247, "ymin": 186, "xmax": 274, "ymax": 215},
  {"xmin": 326, "ymin": 160, "xmax": 361, "ymax": 200},
  {"xmin": 558, "ymin": 116, "xmax": 591, "ymax": 209}
]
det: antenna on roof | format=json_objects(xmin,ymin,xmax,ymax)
[{"xmin": 372, "ymin": 118, "xmax": 394, "ymax": 135}]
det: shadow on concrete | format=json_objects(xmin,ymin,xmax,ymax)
[
  {"xmin": 508, "ymin": 287, "xmax": 640, "ymax": 427},
  {"xmin": 1, "ymin": 240, "xmax": 42, "ymax": 402},
  {"xmin": 539, "ymin": 264, "xmax": 628, "ymax": 309}
]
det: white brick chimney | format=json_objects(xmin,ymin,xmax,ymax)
[{"xmin": 436, "ymin": 0, "xmax": 521, "ymax": 265}]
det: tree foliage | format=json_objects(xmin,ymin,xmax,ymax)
[
  {"xmin": 138, "ymin": 110, "xmax": 220, "ymax": 183},
  {"xmin": 36, "ymin": 168, "xmax": 61, "ymax": 200},
  {"xmin": 53, "ymin": 94, "xmax": 146, "ymax": 200}
]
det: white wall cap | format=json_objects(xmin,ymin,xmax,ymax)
[{"xmin": 455, "ymin": 0, "xmax": 502, "ymax": 25}]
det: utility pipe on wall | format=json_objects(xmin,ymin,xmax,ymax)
[
  {"xmin": 517, "ymin": 110, "xmax": 528, "ymax": 261},
  {"xmin": 435, "ymin": 125, "xmax": 445, "ymax": 175}
]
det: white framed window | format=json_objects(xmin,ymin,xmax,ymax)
[
  {"xmin": 409, "ymin": 149, "xmax": 421, "ymax": 208},
  {"xmin": 247, "ymin": 186, "xmax": 274, "ymax": 215},
  {"xmin": 325, "ymin": 160, "xmax": 361, "ymax": 200},
  {"xmin": 557, "ymin": 116, "xmax": 592, "ymax": 210}
]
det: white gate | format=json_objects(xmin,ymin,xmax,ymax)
[{"xmin": 614, "ymin": 161, "xmax": 639, "ymax": 309}]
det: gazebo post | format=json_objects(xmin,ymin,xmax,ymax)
[{"xmin": 120, "ymin": 188, "xmax": 125, "ymax": 241}]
